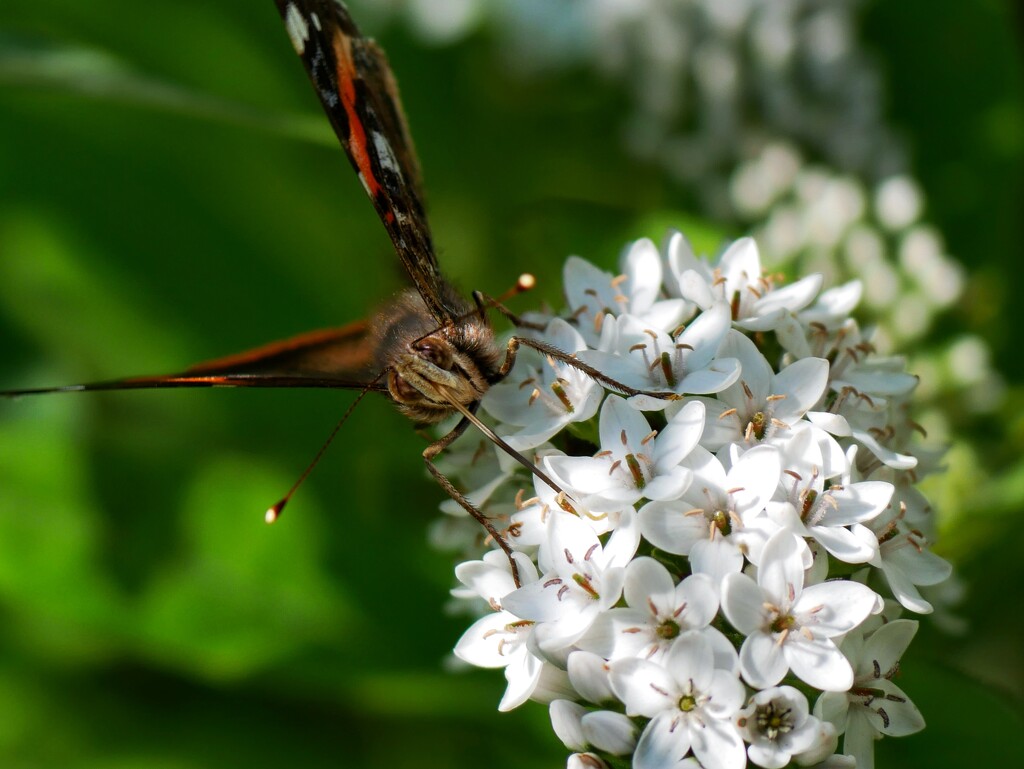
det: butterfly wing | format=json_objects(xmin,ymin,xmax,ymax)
[
  {"xmin": 0, "ymin": 322, "xmax": 385, "ymax": 396},
  {"xmin": 274, "ymin": 0, "xmax": 456, "ymax": 324}
]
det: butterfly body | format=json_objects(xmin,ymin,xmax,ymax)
[{"xmin": 370, "ymin": 285, "xmax": 502, "ymax": 425}]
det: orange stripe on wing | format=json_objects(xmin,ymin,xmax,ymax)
[
  {"xmin": 331, "ymin": 29, "xmax": 390, "ymax": 220},
  {"xmin": 184, "ymin": 321, "xmax": 368, "ymax": 374}
]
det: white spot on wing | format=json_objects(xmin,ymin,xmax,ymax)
[
  {"xmin": 284, "ymin": 3, "xmax": 310, "ymax": 55},
  {"xmin": 310, "ymin": 11, "xmax": 322, "ymax": 31}
]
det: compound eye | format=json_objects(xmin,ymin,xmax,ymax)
[{"xmin": 414, "ymin": 336, "xmax": 454, "ymax": 370}]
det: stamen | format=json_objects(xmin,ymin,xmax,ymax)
[{"xmin": 550, "ymin": 379, "xmax": 574, "ymax": 412}]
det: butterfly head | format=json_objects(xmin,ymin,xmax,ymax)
[{"xmin": 372, "ymin": 288, "xmax": 503, "ymax": 425}]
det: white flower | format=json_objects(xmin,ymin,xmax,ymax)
[
  {"xmin": 483, "ymin": 318, "xmax": 603, "ymax": 451},
  {"xmin": 672, "ymin": 237, "xmax": 823, "ymax": 331},
  {"xmin": 735, "ymin": 685, "xmax": 822, "ymax": 769},
  {"xmin": 794, "ymin": 318, "xmax": 919, "ymax": 470},
  {"xmin": 775, "ymin": 282, "xmax": 863, "ymax": 359},
  {"xmin": 639, "ymin": 444, "xmax": 782, "ymax": 583},
  {"xmin": 502, "ymin": 511, "xmax": 634, "ymax": 653},
  {"xmin": 545, "ymin": 396, "xmax": 704, "ymax": 509},
  {"xmin": 576, "ymin": 305, "xmax": 741, "ymax": 410},
  {"xmin": 815, "ymin": 620, "xmax": 925, "ymax": 769},
  {"xmin": 769, "ymin": 429, "xmax": 895, "ymax": 564},
  {"xmin": 564, "ymin": 239, "xmax": 687, "ymax": 347},
  {"xmin": 609, "ymin": 631, "xmax": 746, "ymax": 769},
  {"xmin": 721, "ymin": 528, "xmax": 882, "ymax": 691},
  {"xmin": 453, "ymin": 552, "xmax": 545, "ymax": 711},
  {"xmin": 697, "ymin": 330, "xmax": 830, "ymax": 451},
  {"xmin": 577, "ymin": 557, "xmax": 730, "ymax": 665},
  {"xmin": 452, "ymin": 548, "xmax": 533, "ymax": 608},
  {"xmin": 507, "ymin": 451, "xmax": 632, "ymax": 550},
  {"xmin": 867, "ymin": 503, "xmax": 952, "ymax": 614}
]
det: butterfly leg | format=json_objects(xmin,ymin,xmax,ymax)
[{"xmin": 422, "ymin": 415, "xmax": 523, "ymax": 587}]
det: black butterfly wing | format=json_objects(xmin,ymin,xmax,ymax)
[
  {"xmin": 274, "ymin": 0, "xmax": 456, "ymax": 324},
  {"xmin": 1, "ymin": 322, "xmax": 385, "ymax": 396}
]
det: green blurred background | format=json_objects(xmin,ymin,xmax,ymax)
[{"xmin": 0, "ymin": 1, "xmax": 1021, "ymax": 767}]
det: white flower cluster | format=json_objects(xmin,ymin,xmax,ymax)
[{"xmin": 436, "ymin": 232, "xmax": 951, "ymax": 769}]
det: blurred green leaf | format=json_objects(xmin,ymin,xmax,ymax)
[{"xmin": 0, "ymin": 36, "xmax": 333, "ymax": 147}]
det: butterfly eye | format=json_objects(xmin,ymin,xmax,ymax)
[{"xmin": 414, "ymin": 336, "xmax": 454, "ymax": 371}]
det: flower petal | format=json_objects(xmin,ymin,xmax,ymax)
[
  {"xmin": 784, "ymin": 636, "xmax": 854, "ymax": 691},
  {"xmin": 454, "ymin": 612, "xmax": 524, "ymax": 668},
  {"xmin": 862, "ymin": 619, "xmax": 918, "ymax": 678},
  {"xmin": 871, "ymin": 680, "xmax": 925, "ymax": 736},
  {"xmin": 654, "ymin": 400, "xmax": 706, "ymax": 472},
  {"xmin": 634, "ymin": 712, "xmax": 694, "ymax": 769},
  {"xmin": 675, "ymin": 573, "xmax": 720, "ymax": 629},
  {"xmin": 690, "ymin": 536, "xmax": 744, "ymax": 584},
  {"xmin": 550, "ymin": 700, "xmax": 587, "ymax": 751},
  {"xmin": 721, "ymin": 572, "xmax": 768, "ymax": 635},
  {"xmin": 795, "ymin": 580, "xmax": 881, "ymax": 637},
  {"xmin": 582, "ymin": 710, "xmax": 638, "ymax": 755},
  {"xmin": 609, "ymin": 658, "xmax": 678, "ymax": 718},
  {"xmin": 567, "ymin": 650, "xmax": 616, "ymax": 703},
  {"xmin": 498, "ymin": 647, "xmax": 544, "ymax": 710},
  {"xmin": 772, "ymin": 357, "xmax": 829, "ymax": 420},
  {"xmin": 677, "ymin": 301, "xmax": 732, "ymax": 371},
  {"xmin": 639, "ymin": 499, "xmax": 708, "ymax": 555},
  {"xmin": 758, "ymin": 529, "xmax": 806, "ymax": 604},
  {"xmin": 739, "ymin": 630, "xmax": 789, "ymax": 689},
  {"xmin": 624, "ymin": 556, "xmax": 676, "ymax": 613},
  {"xmin": 690, "ymin": 714, "xmax": 746, "ymax": 769}
]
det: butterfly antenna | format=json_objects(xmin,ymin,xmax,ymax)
[
  {"xmin": 413, "ymin": 273, "xmax": 537, "ymax": 349},
  {"xmin": 500, "ymin": 273, "xmax": 536, "ymax": 302},
  {"xmin": 472, "ymin": 273, "xmax": 544, "ymax": 330},
  {"xmin": 265, "ymin": 372, "xmax": 384, "ymax": 523}
]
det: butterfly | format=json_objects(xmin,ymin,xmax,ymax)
[{"xmin": 2, "ymin": 0, "xmax": 670, "ymax": 583}]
